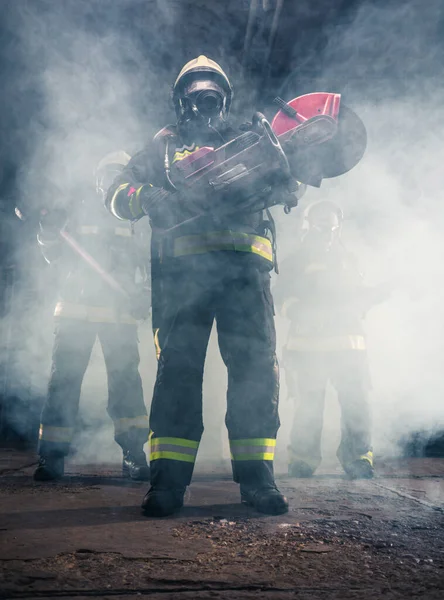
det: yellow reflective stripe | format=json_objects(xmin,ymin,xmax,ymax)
[
  {"xmin": 360, "ymin": 451, "xmax": 373, "ymax": 466},
  {"xmin": 153, "ymin": 328, "xmax": 161, "ymax": 361},
  {"xmin": 54, "ymin": 302, "xmax": 137, "ymax": 325},
  {"xmin": 231, "ymin": 452, "xmax": 275, "ymax": 461},
  {"xmin": 39, "ymin": 425, "xmax": 74, "ymax": 443},
  {"xmin": 173, "ymin": 232, "xmax": 273, "ymax": 262},
  {"xmin": 230, "ymin": 438, "xmax": 276, "ymax": 461},
  {"xmin": 286, "ymin": 335, "xmax": 366, "ymax": 351},
  {"xmin": 77, "ymin": 226, "xmax": 131, "ymax": 237},
  {"xmin": 281, "ymin": 297, "xmax": 298, "ymax": 320},
  {"xmin": 114, "ymin": 416, "xmax": 149, "ymax": 434},
  {"xmin": 150, "ymin": 436, "xmax": 199, "ymax": 463},
  {"xmin": 151, "ymin": 437, "xmax": 199, "ymax": 449},
  {"xmin": 230, "ymin": 438, "xmax": 277, "ymax": 447},
  {"xmin": 150, "ymin": 451, "xmax": 196, "ymax": 463},
  {"xmin": 128, "ymin": 186, "xmax": 144, "ymax": 219},
  {"xmin": 114, "ymin": 227, "xmax": 132, "ymax": 237},
  {"xmin": 78, "ymin": 225, "xmax": 99, "ymax": 234},
  {"xmin": 110, "ymin": 183, "xmax": 130, "ymax": 220},
  {"xmin": 172, "ymin": 147, "xmax": 200, "ymax": 164}
]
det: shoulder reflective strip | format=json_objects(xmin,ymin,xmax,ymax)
[
  {"xmin": 172, "ymin": 146, "xmax": 200, "ymax": 164},
  {"xmin": 173, "ymin": 232, "xmax": 273, "ymax": 262},
  {"xmin": 305, "ymin": 263, "xmax": 327, "ymax": 273},
  {"xmin": 39, "ymin": 425, "xmax": 74, "ymax": 443},
  {"xmin": 113, "ymin": 416, "xmax": 149, "ymax": 434},
  {"xmin": 286, "ymin": 335, "xmax": 366, "ymax": 351},
  {"xmin": 110, "ymin": 183, "xmax": 130, "ymax": 220},
  {"xmin": 281, "ymin": 297, "xmax": 299, "ymax": 320},
  {"xmin": 54, "ymin": 302, "xmax": 137, "ymax": 325},
  {"xmin": 153, "ymin": 328, "xmax": 161, "ymax": 361},
  {"xmin": 78, "ymin": 226, "xmax": 99, "ymax": 234},
  {"xmin": 150, "ymin": 451, "xmax": 196, "ymax": 463}
]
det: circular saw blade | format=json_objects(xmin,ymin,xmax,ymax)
[{"xmin": 318, "ymin": 104, "xmax": 367, "ymax": 179}]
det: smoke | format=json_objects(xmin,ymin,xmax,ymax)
[
  {"xmin": 2, "ymin": 0, "xmax": 443, "ymax": 473},
  {"xmin": 273, "ymin": 0, "xmax": 444, "ymax": 464},
  {"xmin": 1, "ymin": 0, "xmax": 243, "ymax": 465}
]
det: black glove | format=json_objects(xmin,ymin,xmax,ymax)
[{"xmin": 140, "ymin": 185, "xmax": 197, "ymax": 229}]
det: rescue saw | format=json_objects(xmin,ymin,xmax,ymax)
[{"xmin": 169, "ymin": 92, "xmax": 367, "ymax": 215}]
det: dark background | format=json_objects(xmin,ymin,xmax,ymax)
[{"xmin": 0, "ymin": 0, "xmax": 442, "ymax": 455}]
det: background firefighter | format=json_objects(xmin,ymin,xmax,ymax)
[
  {"xmin": 106, "ymin": 56, "xmax": 304, "ymax": 517},
  {"xmin": 274, "ymin": 200, "xmax": 391, "ymax": 479},
  {"xmin": 34, "ymin": 152, "xmax": 151, "ymax": 482}
]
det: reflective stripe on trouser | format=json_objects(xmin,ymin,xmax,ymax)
[
  {"xmin": 173, "ymin": 232, "xmax": 273, "ymax": 264},
  {"xmin": 230, "ymin": 438, "xmax": 276, "ymax": 462},
  {"xmin": 38, "ymin": 425, "xmax": 74, "ymax": 455},
  {"xmin": 150, "ymin": 436, "xmax": 199, "ymax": 464},
  {"xmin": 54, "ymin": 302, "xmax": 137, "ymax": 325}
]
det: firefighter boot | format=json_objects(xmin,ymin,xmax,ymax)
[
  {"xmin": 122, "ymin": 450, "xmax": 150, "ymax": 481},
  {"xmin": 33, "ymin": 455, "xmax": 65, "ymax": 481},
  {"xmin": 241, "ymin": 484, "xmax": 289, "ymax": 515},
  {"xmin": 344, "ymin": 458, "xmax": 374, "ymax": 480},
  {"xmin": 141, "ymin": 486, "xmax": 186, "ymax": 517},
  {"xmin": 288, "ymin": 459, "xmax": 315, "ymax": 478}
]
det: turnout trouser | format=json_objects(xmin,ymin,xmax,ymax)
[
  {"xmin": 285, "ymin": 349, "xmax": 373, "ymax": 471},
  {"xmin": 38, "ymin": 319, "xmax": 148, "ymax": 456},
  {"xmin": 149, "ymin": 254, "xmax": 280, "ymax": 489}
]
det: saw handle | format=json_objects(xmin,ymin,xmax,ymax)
[{"xmin": 252, "ymin": 112, "xmax": 291, "ymax": 181}]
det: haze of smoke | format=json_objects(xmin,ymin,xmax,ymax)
[
  {"xmin": 274, "ymin": 0, "xmax": 444, "ymax": 463},
  {"xmin": 5, "ymin": 0, "xmax": 443, "ymax": 470}
]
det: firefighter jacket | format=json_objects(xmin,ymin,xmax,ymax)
[
  {"xmin": 38, "ymin": 200, "xmax": 147, "ymax": 324},
  {"xmin": 106, "ymin": 125, "xmax": 275, "ymax": 269},
  {"xmin": 274, "ymin": 237, "xmax": 389, "ymax": 352}
]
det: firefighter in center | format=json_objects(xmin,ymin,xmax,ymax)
[
  {"xmin": 274, "ymin": 200, "xmax": 391, "ymax": 479},
  {"xmin": 34, "ymin": 152, "xmax": 151, "ymax": 482},
  {"xmin": 106, "ymin": 56, "xmax": 304, "ymax": 517}
]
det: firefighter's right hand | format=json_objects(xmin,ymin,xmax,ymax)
[{"xmin": 140, "ymin": 185, "xmax": 196, "ymax": 228}]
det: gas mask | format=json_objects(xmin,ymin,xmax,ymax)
[
  {"xmin": 304, "ymin": 201, "xmax": 343, "ymax": 250},
  {"xmin": 172, "ymin": 56, "xmax": 233, "ymax": 143}
]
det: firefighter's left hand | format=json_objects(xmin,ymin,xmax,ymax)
[{"xmin": 282, "ymin": 178, "xmax": 306, "ymax": 210}]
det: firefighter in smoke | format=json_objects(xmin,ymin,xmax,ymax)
[
  {"xmin": 274, "ymin": 200, "xmax": 390, "ymax": 479},
  {"xmin": 34, "ymin": 152, "xmax": 151, "ymax": 482},
  {"xmin": 106, "ymin": 56, "xmax": 304, "ymax": 517}
]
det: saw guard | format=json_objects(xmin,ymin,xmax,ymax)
[
  {"xmin": 272, "ymin": 92, "xmax": 341, "ymax": 141},
  {"xmin": 271, "ymin": 92, "xmax": 367, "ymax": 184}
]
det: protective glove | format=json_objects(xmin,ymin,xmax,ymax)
[{"xmin": 139, "ymin": 185, "xmax": 196, "ymax": 229}]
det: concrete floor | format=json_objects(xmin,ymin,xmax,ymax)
[{"xmin": 0, "ymin": 450, "xmax": 443, "ymax": 599}]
